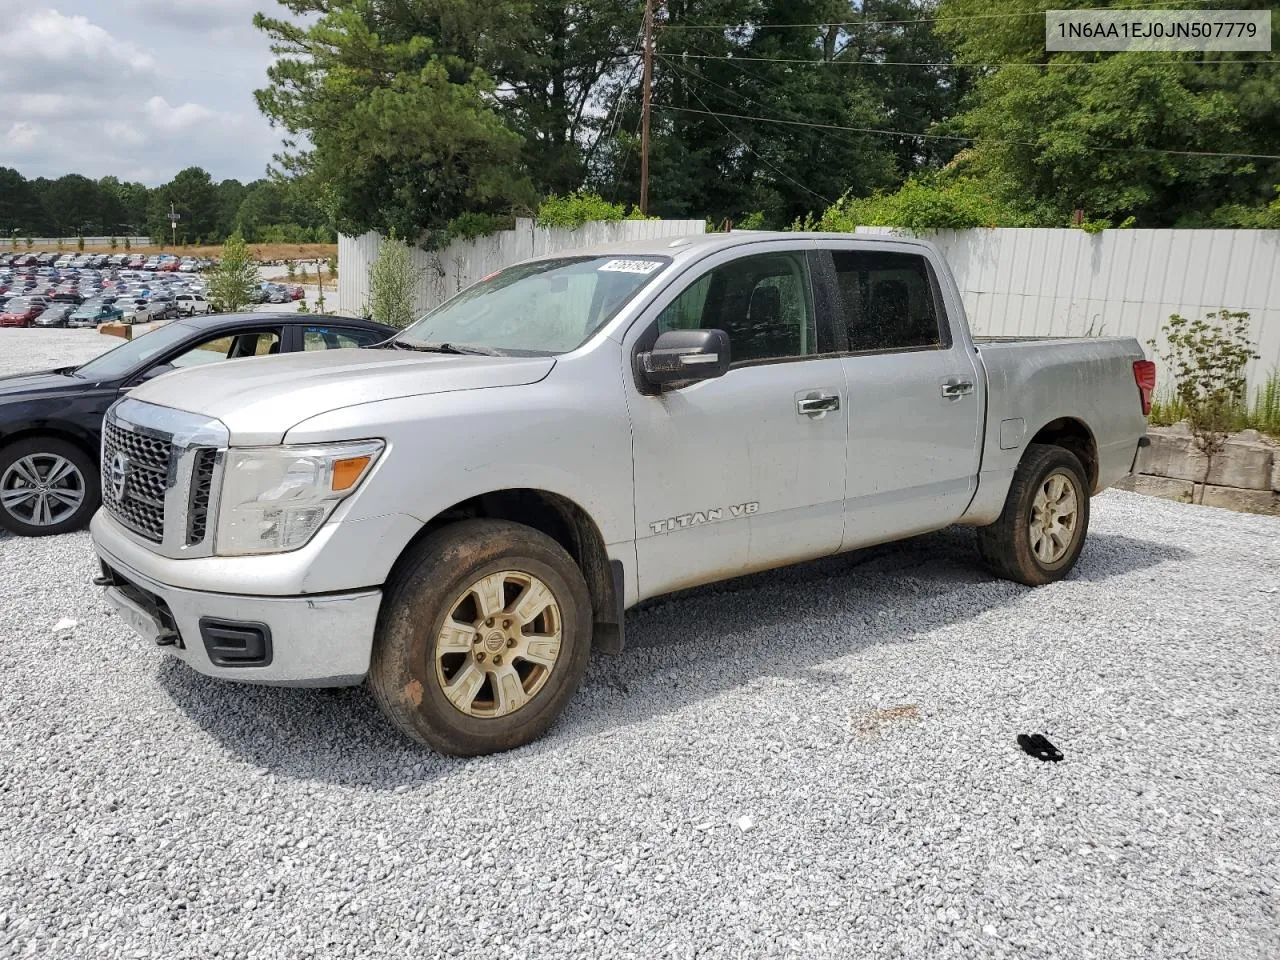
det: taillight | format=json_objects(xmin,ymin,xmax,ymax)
[{"xmin": 1133, "ymin": 360, "xmax": 1156, "ymax": 417}]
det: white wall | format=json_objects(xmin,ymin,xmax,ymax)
[
  {"xmin": 339, "ymin": 218, "xmax": 706, "ymax": 318},
  {"xmin": 856, "ymin": 226, "xmax": 1280, "ymax": 392}
]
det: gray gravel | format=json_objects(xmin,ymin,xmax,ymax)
[
  {"xmin": 2, "ymin": 333, "xmax": 1279, "ymax": 959},
  {"xmin": 0, "ymin": 329, "xmax": 117, "ymax": 375}
]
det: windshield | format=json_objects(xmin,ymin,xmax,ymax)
[
  {"xmin": 73, "ymin": 321, "xmax": 195, "ymax": 380},
  {"xmin": 397, "ymin": 255, "xmax": 669, "ymax": 355}
]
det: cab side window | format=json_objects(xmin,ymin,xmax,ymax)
[
  {"xmin": 657, "ymin": 252, "xmax": 826, "ymax": 364},
  {"xmin": 302, "ymin": 326, "xmax": 384, "ymax": 350},
  {"xmin": 830, "ymin": 251, "xmax": 946, "ymax": 352}
]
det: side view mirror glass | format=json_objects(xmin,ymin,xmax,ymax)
[{"xmin": 638, "ymin": 329, "xmax": 731, "ymax": 389}]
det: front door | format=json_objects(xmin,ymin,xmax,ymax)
[
  {"xmin": 625, "ymin": 243, "xmax": 848, "ymax": 600},
  {"xmin": 818, "ymin": 244, "xmax": 983, "ymax": 547}
]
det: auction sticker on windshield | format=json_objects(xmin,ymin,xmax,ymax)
[{"xmin": 598, "ymin": 259, "xmax": 663, "ymax": 274}]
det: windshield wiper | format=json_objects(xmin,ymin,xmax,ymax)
[{"xmin": 388, "ymin": 340, "xmax": 500, "ymax": 356}]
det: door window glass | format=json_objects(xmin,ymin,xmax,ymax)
[
  {"xmin": 302, "ymin": 325, "xmax": 385, "ymax": 350},
  {"xmin": 167, "ymin": 329, "xmax": 282, "ymax": 369},
  {"xmin": 657, "ymin": 252, "xmax": 823, "ymax": 363},
  {"xmin": 830, "ymin": 251, "xmax": 944, "ymax": 352}
]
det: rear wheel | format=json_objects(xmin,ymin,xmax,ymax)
[
  {"xmin": 368, "ymin": 519, "xmax": 592, "ymax": 756},
  {"xmin": 0, "ymin": 437, "xmax": 100, "ymax": 537},
  {"xmin": 977, "ymin": 443, "xmax": 1090, "ymax": 586}
]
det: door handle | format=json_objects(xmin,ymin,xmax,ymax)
[
  {"xmin": 797, "ymin": 393, "xmax": 841, "ymax": 417},
  {"xmin": 940, "ymin": 379, "xmax": 974, "ymax": 399}
]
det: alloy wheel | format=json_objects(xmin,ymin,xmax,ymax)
[{"xmin": 0, "ymin": 454, "xmax": 86, "ymax": 527}]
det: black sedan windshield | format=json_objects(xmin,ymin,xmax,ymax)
[{"xmin": 72, "ymin": 322, "xmax": 196, "ymax": 381}]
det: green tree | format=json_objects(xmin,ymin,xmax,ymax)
[
  {"xmin": 254, "ymin": 2, "xmax": 532, "ymax": 247},
  {"xmin": 0, "ymin": 167, "xmax": 47, "ymax": 234},
  {"xmin": 935, "ymin": 0, "xmax": 1280, "ymax": 226},
  {"xmin": 148, "ymin": 167, "xmax": 219, "ymax": 243},
  {"xmin": 207, "ymin": 233, "xmax": 261, "ymax": 313},
  {"xmin": 40, "ymin": 174, "xmax": 104, "ymax": 235},
  {"xmin": 365, "ymin": 230, "xmax": 419, "ymax": 328},
  {"xmin": 215, "ymin": 179, "xmax": 248, "ymax": 239}
]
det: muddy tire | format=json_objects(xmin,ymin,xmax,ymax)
[
  {"xmin": 976, "ymin": 443, "xmax": 1091, "ymax": 587},
  {"xmin": 368, "ymin": 519, "xmax": 592, "ymax": 756},
  {"xmin": 0, "ymin": 437, "xmax": 99, "ymax": 537}
]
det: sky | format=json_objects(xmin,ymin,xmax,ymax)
[{"xmin": 0, "ymin": 0, "xmax": 285, "ymax": 185}]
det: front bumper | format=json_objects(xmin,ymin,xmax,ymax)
[{"xmin": 94, "ymin": 529, "xmax": 381, "ymax": 688}]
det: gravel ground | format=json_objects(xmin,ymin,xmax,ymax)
[
  {"xmin": 0, "ymin": 328, "xmax": 117, "ymax": 375},
  {"xmin": 1, "ymin": 331, "xmax": 1278, "ymax": 958},
  {"xmin": 1, "ymin": 493, "xmax": 1277, "ymax": 959}
]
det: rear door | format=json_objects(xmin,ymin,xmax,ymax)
[{"xmin": 815, "ymin": 242, "xmax": 983, "ymax": 547}]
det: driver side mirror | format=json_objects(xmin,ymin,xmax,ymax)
[{"xmin": 637, "ymin": 329, "xmax": 731, "ymax": 390}]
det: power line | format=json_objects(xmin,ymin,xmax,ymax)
[
  {"xmin": 656, "ymin": 52, "xmax": 915, "ymax": 160},
  {"xmin": 654, "ymin": 104, "xmax": 1280, "ymax": 162},
  {"xmin": 660, "ymin": 56, "xmax": 835, "ymax": 205},
  {"xmin": 651, "ymin": 51, "xmax": 1280, "ymax": 69},
  {"xmin": 660, "ymin": 2, "xmax": 1222, "ymax": 31}
]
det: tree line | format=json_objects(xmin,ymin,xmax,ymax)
[
  {"xmin": 0, "ymin": 166, "xmax": 333, "ymax": 245},
  {"xmin": 253, "ymin": 0, "xmax": 1280, "ymax": 244}
]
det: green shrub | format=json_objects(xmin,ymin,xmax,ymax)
[
  {"xmin": 536, "ymin": 191, "xmax": 627, "ymax": 229},
  {"xmin": 365, "ymin": 229, "xmax": 419, "ymax": 328},
  {"xmin": 805, "ymin": 177, "xmax": 1031, "ymax": 232},
  {"xmin": 1149, "ymin": 310, "xmax": 1260, "ymax": 501}
]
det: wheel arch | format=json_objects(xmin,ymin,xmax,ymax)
[
  {"xmin": 387, "ymin": 488, "xmax": 624, "ymax": 653},
  {"xmin": 1028, "ymin": 417, "xmax": 1098, "ymax": 492},
  {"xmin": 0, "ymin": 424, "xmax": 100, "ymax": 466}
]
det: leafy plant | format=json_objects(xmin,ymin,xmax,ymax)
[
  {"xmin": 24, "ymin": 237, "xmax": 32, "ymax": 250},
  {"xmin": 535, "ymin": 192, "xmax": 627, "ymax": 230},
  {"xmin": 1149, "ymin": 310, "xmax": 1260, "ymax": 502},
  {"xmin": 207, "ymin": 232, "xmax": 261, "ymax": 313},
  {"xmin": 286, "ymin": 261, "xmax": 297, "ymax": 282},
  {"xmin": 1250, "ymin": 368, "xmax": 1280, "ymax": 436},
  {"xmin": 804, "ymin": 177, "xmax": 1032, "ymax": 232},
  {"xmin": 366, "ymin": 229, "xmax": 419, "ymax": 328},
  {"xmin": 737, "ymin": 211, "xmax": 767, "ymax": 230},
  {"xmin": 326, "ymin": 255, "xmax": 337, "ymax": 283},
  {"xmin": 109, "ymin": 236, "xmax": 118, "ymax": 250},
  {"xmin": 76, "ymin": 234, "xmax": 85, "ymax": 251},
  {"xmin": 123, "ymin": 236, "xmax": 131, "ymax": 251}
]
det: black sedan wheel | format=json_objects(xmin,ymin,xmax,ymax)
[{"xmin": 0, "ymin": 438, "xmax": 100, "ymax": 536}]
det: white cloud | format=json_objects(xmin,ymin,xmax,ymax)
[
  {"xmin": 4, "ymin": 122, "xmax": 40, "ymax": 149},
  {"xmin": 0, "ymin": 4, "xmax": 281, "ymax": 183},
  {"xmin": 145, "ymin": 96, "xmax": 216, "ymax": 132}
]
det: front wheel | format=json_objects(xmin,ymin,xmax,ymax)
[
  {"xmin": 368, "ymin": 519, "xmax": 593, "ymax": 756},
  {"xmin": 976, "ymin": 443, "xmax": 1090, "ymax": 586},
  {"xmin": 0, "ymin": 437, "xmax": 100, "ymax": 537}
]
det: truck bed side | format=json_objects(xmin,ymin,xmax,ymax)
[{"xmin": 961, "ymin": 336, "xmax": 1148, "ymax": 526}]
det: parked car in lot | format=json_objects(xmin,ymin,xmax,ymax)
[
  {"xmin": 0, "ymin": 296, "xmax": 48, "ymax": 327},
  {"xmin": 87, "ymin": 233, "xmax": 1154, "ymax": 756},
  {"xmin": 68, "ymin": 301, "xmax": 124, "ymax": 328},
  {"xmin": 175, "ymin": 293, "xmax": 210, "ymax": 315},
  {"xmin": 32, "ymin": 303, "xmax": 75, "ymax": 327},
  {"xmin": 0, "ymin": 313, "xmax": 395, "ymax": 537}
]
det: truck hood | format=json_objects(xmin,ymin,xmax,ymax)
[{"xmin": 129, "ymin": 347, "xmax": 556, "ymax": 444}]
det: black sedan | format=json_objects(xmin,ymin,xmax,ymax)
[{"xmin": 0, "ymin": 312, "xmax": 396, "ymax": 536}]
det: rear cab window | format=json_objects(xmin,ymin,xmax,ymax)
[
  {"xmin": 302, "ymin": 325, "xmax": 385, "ymax": 350},
  {"xmin": 827, "ymin": 250, "xmax": 949, "ymax": 353}
]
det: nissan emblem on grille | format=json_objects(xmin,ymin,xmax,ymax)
[{"xmin": 110, "ymin": 452, "xmax": 130, "ymax": 501}]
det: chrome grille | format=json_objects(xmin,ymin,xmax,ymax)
[
  {"xmin": 102, "ymin": 419, "xmax": 173, "ymax": 543},
  {"xmin": 186, "ymin": 448, "xmax": 217, "ymax": 545}
]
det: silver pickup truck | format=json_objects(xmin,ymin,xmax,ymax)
[{"xmin": 90, "ymin": 232, "xmax": 1154, "ymax": 755}]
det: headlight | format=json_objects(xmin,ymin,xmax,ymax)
[{"xmin": 214, "ymin": 440, "xmax": 384, "ymax": 556}]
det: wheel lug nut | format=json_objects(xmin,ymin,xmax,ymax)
[
  {"xmin": 473, "ymin": 635, "xmax": 481, "ymax": 644},
  {"xmin": 506, "ymin": 637, "xmax": 516, "ymax": 648},
  {"xmin": 493, "ymin": 656, "xmax": 503, "ymax": 666},
  {"xmin": 485, "ymin": 618, "xmax": 494, "ymax": 627},
  {"xmin": 476, "ymin": 652, "xmax": 485, "ymax": 662},
  {"xmin": 502, "ymin": 619, "xmax": 511, "ymax": 628}
]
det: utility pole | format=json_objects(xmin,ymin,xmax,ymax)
[
  {"xmin": 168, "ymin": 203, "xmax": 181, "ymax": 249},
  {"xmin": 639, "ymin": 0, "xmax": 656, "ymax": 215}
]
